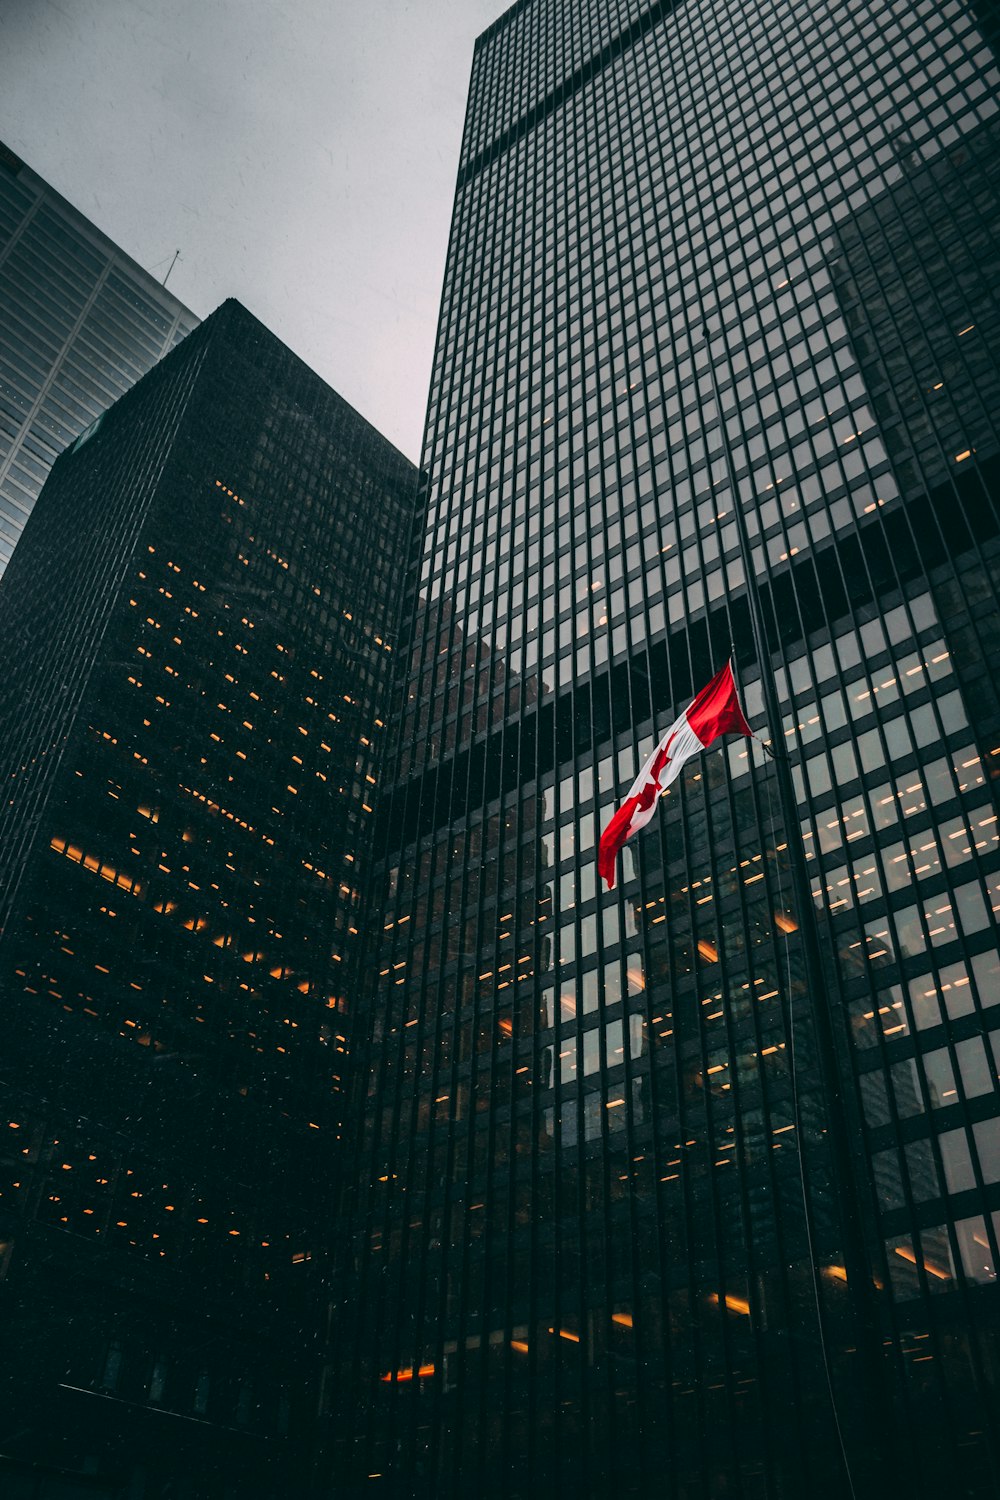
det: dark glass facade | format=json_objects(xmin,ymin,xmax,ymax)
[
  {"xmin": 0, "ymin": 301, "xmax": 418, "ymax": 1497},
  {"xmin": 0, "ymin": 140, "xmax": 198, "ymax": 579},
  {"xmin": 329, "ymin": 2, "xmax": 1000, "ymax": 1497}
]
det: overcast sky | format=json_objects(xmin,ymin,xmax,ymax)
[{"xmin": 0, "ymin": 0, "xmax": 505, "ymax": 461}]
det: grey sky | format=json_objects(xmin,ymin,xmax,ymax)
[{"xmin": 0, "ymin": 0, "xmax": 504, "ymax": 461}]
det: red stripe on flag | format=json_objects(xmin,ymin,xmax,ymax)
[
  {"xmin": 686, "ymin": 661, "xmax": 753, "ymax": 745},
  {"xmin": 597, "ymin": 794, "xmax": 642, "ymax": 890}
]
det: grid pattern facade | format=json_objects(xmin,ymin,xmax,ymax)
[
  {"xmin": 0, "ymin": 141, "xmax": 198, "ymax": 578},
  {"xmin": 330, "ymin": 1, "xmax": 1000, "ymax": 1497},
  {"xmin": 0, "ymin": 302, "xmax": 418, "ymax": 1497}
]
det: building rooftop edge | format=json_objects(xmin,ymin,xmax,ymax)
[
  {"xmin": 108, "ymin": 297, "xmax": 419, "ymax": 477},
  {"xmin": 474, "ymin": 0, "xmax": 535, "ymax": 51},
  {"xmin": 0, "ymin": 139, "xmax": 198, "ymax": 323}
]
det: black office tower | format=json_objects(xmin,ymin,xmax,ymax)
[
  {"xmin": 0, "ymin": 300, "xmax": 417, "ymax": 1497},
  {"xmin": 329, "ymin": 2, "xmax": 1000, "ymax": 1498}
]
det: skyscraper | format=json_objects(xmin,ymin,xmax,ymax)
[
  {"xmin": 0, "ymin": 300, "xmax": 418, "ymax": 1497},
  {"xmin": 0, "ymin": 140, "xmax": 198, "ymax": 579},
  {"xmin": 329, "ymin": 2, "xmax": 1000, "ymax": 1496}
]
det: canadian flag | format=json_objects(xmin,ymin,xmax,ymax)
[{"xmin": 598, "ymin": 662, "xmax": 754, "ymax": 890}]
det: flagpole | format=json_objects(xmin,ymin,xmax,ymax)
[{"xmin": 702, "ymin": 330, "xmax": 887, "ymax": 1495}]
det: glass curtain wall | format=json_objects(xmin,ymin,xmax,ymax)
[
  {"xmin": 0, "ymin": 145, "xmax": 197, "ymax": 576},
  {"xmin": 329, "ymin": 3, "xmax": 1000, "ymax": 1497}
]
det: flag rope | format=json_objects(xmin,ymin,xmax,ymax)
[
  {"xmin": 710, "ymin": 328, "xmax": 885, "ymax": 1491},
  {"xmin": 759, "ymin": 764, "xmax": 859, "ymax": 1500},
  {"xmin": 728, "ymin": 639, "xmax": 776, "ymax": 759}
]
